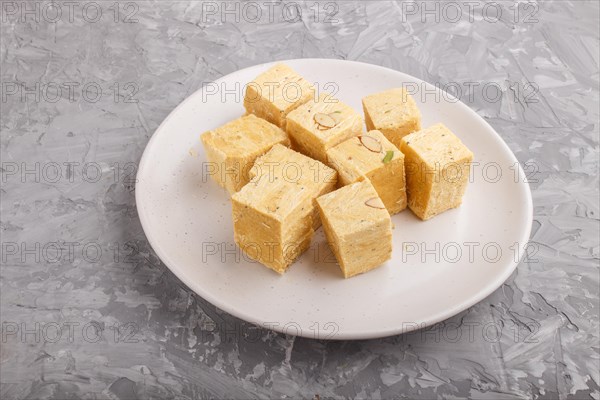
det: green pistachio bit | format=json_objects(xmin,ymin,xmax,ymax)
[{"xmin": 382, "ymin": 150, "xmax": 394, "ymax": 163}]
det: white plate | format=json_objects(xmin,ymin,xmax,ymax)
[{"xmin": 136, "ymin": 59, "xmax": 532, "ymax": 340}]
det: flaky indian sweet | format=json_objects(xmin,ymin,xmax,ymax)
[
  {"xmin": 232, "ymin": 144, "xmax": 337, "ymax": 273},
  {"xmin": 326, "ymin": 130, "xmax": 407, "ymax": 215},
  {"xmin": 400, "ymin": 123, "xmax": 474, "ymax": 220},
  {"xmin": 286, "ymin": 94, "xmax": 363, "ymax": 164},
  {"xmin": 362, "ymin": 88, "xmax": 421, "ymax": 148},
  {"xmin": 317, "ymin": 180, "xmax": 392, "ymax": 278},
  {"xmin": 201, "ymin": 114, "xmax": 290, "ymax": 194},
  {"xmin": 243, "ymin": 63, "xmax": 315, "ymax": 128}
]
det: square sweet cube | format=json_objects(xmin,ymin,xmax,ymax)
[
  {"xmin": 326, "ymin": 130, "xmax": 407, "ymax": 215},
  {"xmin": 232, "ymin": 145, "xmax": 337, "ymax": 273},
  {"xmin": 316, "ymin": 180, "xmax": 392, "ymax": 278},
  {"xmin": 248, "ymin": 144, "xmax": 338, "ymax": 231},
  {"xmin": 362, "ymin": 88, "xmax": 421, "ymax": 148},
  {"xmin": 244, "ymin": 63, "xmax": 315, "ymax": 128},
  {"xmin": 399, "ymin": 123, "xmax": 474, "ymax": 220},
  {"xmin": 286, "ymin": 94, "xmax": 364, "ymax": 164},
  {"xmin": 200, "ymin": 114, "xmax": 290, "ymax": 194}
]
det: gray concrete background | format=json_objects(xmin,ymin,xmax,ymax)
[{"xmin": 1, "ymin": 1, "xmax": 598, "ymax": 399}]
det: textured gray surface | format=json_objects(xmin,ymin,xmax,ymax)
[{"xmin": 1, "ymin": 1, "xmax": 599, "ymax": 399}]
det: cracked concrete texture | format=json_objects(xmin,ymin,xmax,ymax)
[{"xmin": 1, "ymin": 1, "xmax": 598, "ymax": 399}]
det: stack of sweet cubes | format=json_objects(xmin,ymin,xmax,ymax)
[{"xmin": 201, "ymin": 64, "xmax": 473, "ymax": 278}]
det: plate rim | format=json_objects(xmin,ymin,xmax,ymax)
[{"xmin": 135, "ymin": 58, "xmax": 533, "ymax": 340}]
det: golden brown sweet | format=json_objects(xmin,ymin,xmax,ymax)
[
  {"xmin": 317, "ymin": 180, "xmax": 392, "ymax": 278},
  {"xmin": 400, "ymin": 123, "xmax": 474, "ymax": 220},
  {"xmin": 326, "ymin": 130, "xmax": 407, "ymax": 214},
  {"xmin": 243, "ymin": 63, "xmax": 315, "ymax": 128},
  {"xmin": 232, "ymin": 144, "xmax": 337, "ymax": 273},
  {"xmin": 286, "ymin": 94, "xmax": 363, "ymax": 164},
  {"xmin": 201, "ymin": 115, "xmax": 290, "ymax": 194},
  {"xmin": 362, "ymin": 88, "xmax": 421, "ymax": 148}
]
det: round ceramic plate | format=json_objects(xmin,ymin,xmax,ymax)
[{"xmin": 136, "ymin": 59, "xmax": 532, "ymax": 340}]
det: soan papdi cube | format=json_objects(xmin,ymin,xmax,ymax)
[
  {"xmin": 248, "ymin": 144, "xmax": 338, "ymax": 231},
  {"xmin": 326, "ymin": 130, "xmax": 407, "ymax": 215},
  {"xmin": 244, "ymin": 63, "xmax": 315, "ymax": 128},
  {"xmin": 286, "ymin": 94, "xmax": 364, "ymax": 164},
  {"xmin": 316, "ymin": 180, "xmax": 392, "ymax": 278},
  {"xmin": 362, "ymin": 88, "xmax": 421, "ymax": 148},
  {"xmin": 232, "ymin": 144, "xmax": 337, "ymax": 273},
  {"xmin": 201, "ymin": 114, "xmax": 289, "ymax": 194},
  {"xmin": 400, "ymin": 123, "xmax": 474, "ymax": 220}
]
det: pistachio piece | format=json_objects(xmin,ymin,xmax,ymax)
[
  {"xmin": 365, "ymin": 197, "xmax": 386, "ymax": 209},
  {"xmin": 359, "ymin": 135, "xmax": 383, "ymax": 153},
  {"xmin": 382, "ymin": 150, "xmax": 394, "ymax": 163}
]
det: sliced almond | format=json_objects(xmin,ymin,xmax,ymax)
[
  {"xmin": 359, "ymin": 135, "xmax": 382, "ymax": 153},
  {"xmin": 329, "ymin": 111, "xmax": 342, "ymax": 124},
  {"xmin": 365, "ymin": 197, "xmax": 386, "ymax": 209},
  {"xmin": 314, "ymin": 113, "xmax": 336, "ymax": 128}
]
